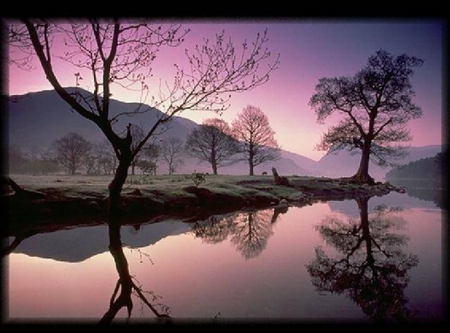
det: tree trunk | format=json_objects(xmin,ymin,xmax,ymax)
[
  {"xmin": 107, "ymin": 155, "xmax": 131, "ymax": 243},
  {"xmin": 355, "ymin": 196, "xmax": 375, "ymax": 266},
  {"xmin": 249, "ymin": 147, "xmax": 254, "ymax": 176},
  {"xmin": 212, "ymin": 161, "xmax": 218, "ymax": 175},
  {"xmin": 99, "ymin": 153, "xmax": 133, "ymax": 323},
  {"xmin": 351, "ymin": 146, "xmax": 375, "ymax": 185},
  {"xmin": 100, "ymin": 220, "xmax": 133, "ymax": 324},
  {"xmin": 249, "ymin": 162, "xmax": 254, "ymax": 176}
]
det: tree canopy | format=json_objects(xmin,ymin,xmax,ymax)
[
  {"xmin": 232, "ymin": 105, "xmax": 281, "ymax": 176},
  {"xmin": 309, "ymin": 49, "xmax": 423, "ymax": 184},
  {"xmin": 185, "ymin": 118, "xmax": 239, "ymax": 175}
]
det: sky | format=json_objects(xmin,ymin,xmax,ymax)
[{"xmin": 6, "ymin": 19, "xmax": 446, "ymax": 161}]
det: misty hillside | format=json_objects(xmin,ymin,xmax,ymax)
[
  {"xmin": 6, "ymin": 88, "xmax": 315, "ymax": 176},
  {"xmin": 7, "ymin": 88, "xmax": 442, "ymax": 178},
  {"xmin": 8, "ymin": 88, "xmax": 198, "ymax": 147}
]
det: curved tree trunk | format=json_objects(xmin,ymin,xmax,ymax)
[
  {"xmin": 107, "ymin": 154, "xmax": 132, "ymax": 244},
  {"xmin": 99, "ymin": 230, "xmax": 134, "ymax": 324},
  {"xmin": 100, "ymin": 154, "xmax": 133, "ymax": 323},
  {"xmin": 100, "ymin": 152, "xmax": 173, "ymax": 323}
]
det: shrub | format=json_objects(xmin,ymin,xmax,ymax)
[{"xmin": 189, "ymin": 172, "xmax": 206, "ymax": 187}]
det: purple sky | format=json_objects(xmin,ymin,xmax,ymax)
[{"xmin": 8, "ymin": 19, "xmax": 445, "ymax": 161}]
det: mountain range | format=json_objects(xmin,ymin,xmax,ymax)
[{"xmin": 6, "ymin": 88, "xmax": 442, "ymax": 181}]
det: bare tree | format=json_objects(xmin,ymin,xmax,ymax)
[
  {"xmin": 185, "ymin": 118, "xmax": 239, "ymax": 175},
  {"xmin": 161, "ymin": 137, "xmax": 184, "ymax": 174},
  {"xmin": 232, "ymin": 105, "xmax": 281, "ymax": 176},
  {"xmin": 52, "ymin": 132, "xmax": 92, "ymax": 174},
  {"xmin": 9, "ymin": 20, "xmax": 279, "ymax": 321},
  {"xmin": 308, "ymin": 49, "xmax": 423, "ymax": 185}
]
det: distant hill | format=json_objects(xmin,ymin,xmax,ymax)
[
  {"xmin": 7, "ymin": 88, "xmax": 315, "ymax": 176},
  {"xmin": 6, "ymin": 88, "xmax": 443, "ymax": 178},
  {"xmin": 7, "ymin": 87, "xmax": 198, "ymax": 148},
  {"xmin": 385, "ymin": 152, "xmax": 444, "ymax": 186}
]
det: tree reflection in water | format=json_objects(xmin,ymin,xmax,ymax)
[
  {"xmin": 2, "ymin": 222, "xmax": 172, "ymax": 323},
  {"xmin": 192, "ymin": 205, "xmax": 288, "ymax": 259},
  {"xmin": 306, "ymin": 195, "xmax": 419, "ymax": 322},
  {"xmin": 99, "ymin": 221, "xmax": 172, "ymax": 324}
]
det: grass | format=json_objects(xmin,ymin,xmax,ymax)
[
  {"xmin": 10, "ymin": 173, "xmax": 280, "ymax": 191},
  {"xmin": 8, "ymin": 173, "xmax": 299, "ymax": 205},
  {"xmin": 8, "ymin": 172, "xmax": 396, "ymax": 207}
]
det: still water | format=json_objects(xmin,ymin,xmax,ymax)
[{"xmin": 4, "ymin": 190, "xmax": 446, "ymax": 324}]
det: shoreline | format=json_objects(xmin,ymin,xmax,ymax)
[{"xmin": 3, "ymin": 174, "xmax": 406, "ymax": 237}]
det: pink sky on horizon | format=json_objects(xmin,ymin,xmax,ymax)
[{"xmin": 7, "ymin": 19, "xmax": 445, "ymax": 161}]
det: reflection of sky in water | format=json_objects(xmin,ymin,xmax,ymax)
[{"xmin": 7, "ymin": 192, "xmax": 444, "ymax": 322}]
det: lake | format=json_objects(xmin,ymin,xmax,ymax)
[{"xmin": 3, "ymin": 189, "xmax": 446, "ymax": 325}]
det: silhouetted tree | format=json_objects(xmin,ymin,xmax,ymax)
[
  {"xmin": 136, "ymin": 160, "xmax": 157, "ymax": 175},
  {"xmin": 185, "ymin": 118, "xmax": 239, "ymax": 175},
  {"xmin": 161, "ymin": 137, "xmax": 184, "ymax": 174},
  {"xmin": 10, "ymin": 21, "xmax": 279, "ymax": 320},
  {"xmin": 232, "ymin": 105, "xmax": 281, "ymax": 175},
  {"xmin": 309, "ymin": 49, "xmax": 423, "ymax": 184},
  {"xmin": 52, "ymin": 132, "xmax": 92, "ymax": 174}
]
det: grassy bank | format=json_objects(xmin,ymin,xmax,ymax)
[{"xmin": 5, "ymin": 173, "xmax": 404, "ymax": 236}]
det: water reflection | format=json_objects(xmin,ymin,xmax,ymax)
[
  {"xmin": 5, "ymin": 191, "xmax": 443, "ymax": 322},
  {"xmin": 191, "ymin": 205, "xmax": 288, "ymax": 259},
  {"xmin": 387, "ymin": 179, "xmax": 445, "ymax": 209},
  {"xmin": 100, "ymin": 221, "xmax": 172, "ymax": 324},
  {"xmin": 3, "ymin": 221, "xmax": 173, "ymax": 323},
  {"xmin": 2, "ymin": 230, "xmax": 38, "ymax": 257},
  {"xmin": 306, "ymin": 195, "xmax": 419, "ymax": 322}
]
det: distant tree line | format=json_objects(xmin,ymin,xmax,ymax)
[
  {"xmin": 7, "ymin": 131, "xmax": 184, "ymax": 176},
  {"xmin": 8, "ymin": 145, "xmax": 60, "ymax": 175},
  {"xmin": 8, "ymin": 104, "xmax": 280, "ymax": 177},
  {"xmin": 385, "ymin": 152, "xmax": 445, "ymax": 188}
]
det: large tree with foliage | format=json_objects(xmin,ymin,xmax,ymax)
[
  {"xmin": 308, "ymin": 49, "xmax": 423, "ymax": 185},
  {"xmin": 185, "ymin": 118, "xmax": 239, "ymax": 175},
  {"xmin": 232, "ymin": 105, "xmax": 281, "ymax": 175},
  {"xmin": 9, "ymin": 20, "xmax": 279, "ymax": 321}
]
